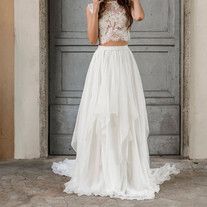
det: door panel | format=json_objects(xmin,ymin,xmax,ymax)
[{"xmin": 49, "ymin": 0, "xmax": 180, "ymax": 155}]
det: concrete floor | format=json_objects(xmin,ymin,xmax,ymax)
[{"xmin": 0, "ymin": 157, "xmax": 207, "ymax": 207}]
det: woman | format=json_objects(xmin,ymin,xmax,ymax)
[{"xmin": 52, "ymin": 0, "xmax": 180, "ymax": 200}]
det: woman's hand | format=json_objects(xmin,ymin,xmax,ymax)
[
  {"xmin": 131, "ymin": 0, "xmax": 145, "ymax": 21},
  {"xmin": 93, "ymin": 0, "xmax": 104, "ymax": 14},
  {"xmin": 131, "ymin": 0, "xmax": 141, "ymax": 3}
]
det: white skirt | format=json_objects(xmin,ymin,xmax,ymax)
[{"xmin": 52, "ymin": 45, "xmax": 180, "ymax": 200}]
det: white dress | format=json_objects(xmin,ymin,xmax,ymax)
[{"xmin": 52, "ymin": 0, "xmax": 180, "ymax": 200}]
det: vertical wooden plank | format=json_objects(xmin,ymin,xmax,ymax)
[{"xmin": 0, "ymin": 0, "xmax": 14, "ymax": 160}]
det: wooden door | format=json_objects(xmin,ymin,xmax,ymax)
[{"xmin": 49, "ymin": 0, "xmax": 180, "ymax": 155}]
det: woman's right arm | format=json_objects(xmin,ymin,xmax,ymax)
[
  {"xmin": 86, "ymin": 0, "xmax": 103, "ymax": 45},
  {"xmin": 131, "ymin": 0, "xmax": 145, "ymax": 21}
]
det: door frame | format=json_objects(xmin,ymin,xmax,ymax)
[{"xmin": 40, "ymin": 0, "xmax": 190, "ymax": 158}]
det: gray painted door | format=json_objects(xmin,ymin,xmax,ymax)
[{"xmin": 49, "ymin": 0, "xmax": 180, "ymax": 155}]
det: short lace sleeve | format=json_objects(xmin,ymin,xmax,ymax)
[{"xmin": 87, "ymin": 3, "xmax": 93, "ymax": 13}]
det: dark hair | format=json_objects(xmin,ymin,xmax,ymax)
[{"xmin": 99, "ymin": 0, "xmax": 133, "ymax": 29}]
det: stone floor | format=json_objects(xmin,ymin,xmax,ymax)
[{"xmin": 0, "ymin": 156, "xmax": 207, "ymax": 207}]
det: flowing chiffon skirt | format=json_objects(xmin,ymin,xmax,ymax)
[{"xmin": 52, "ymin": 45, "xmax": 180, "ymax": 200}]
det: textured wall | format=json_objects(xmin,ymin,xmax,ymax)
[
  {"xmin": 188, "ymin": 0, "xmax": 207, "ymax": 159},
  {"xmin": 39, "ymin": 0, "xmax": 49, "ymax": 158},
  {"xmin": 14, "ymin": 0, "xmax": 40, "ymax": 158},
  {"xmin": 0, "ymin": 0, "xmax": 14, "ymax": 160}
]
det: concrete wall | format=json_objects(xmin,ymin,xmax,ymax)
[
  {"xmin": 14, "ymin": 0, "xmax": 40, "ymax": 159},
  {"xmin": 188, "ymin": 0, "xmax": 207, "ymax": 159},
  {"xmin": 0, "ymin": 0, "xmax": 14, "ymax": 160}
]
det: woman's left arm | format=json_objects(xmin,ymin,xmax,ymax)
[{"xmin": 131, "ymin": 0, "xmax": 145, "ymax": 21}]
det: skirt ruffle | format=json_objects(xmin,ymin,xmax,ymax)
[{"xmin": 51, "ymin": 45, "xmax": 180, "ymax": 200}]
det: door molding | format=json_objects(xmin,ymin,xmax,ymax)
[
  {"xmin": 180, "ymin": 0, "xmax": 193, "ymax": 158},
  {"xmin": 39, "ymin": 0, "xmax": 49, "ymax": 157}
]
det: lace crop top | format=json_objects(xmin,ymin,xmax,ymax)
[{"xmin": 87, "ymin": 0, "xmax": 130, "ymax": 44}]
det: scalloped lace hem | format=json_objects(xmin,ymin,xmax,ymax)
[
  {"xmin": 63, "ymin": 184, "xmax": 156, "ymax": 200},
  {"xmin": 52, "ymin": 159, "xmax": 180, "ymax": 200}
]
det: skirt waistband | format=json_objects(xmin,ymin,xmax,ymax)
[{"xmin": 97, "ymin": 45, "xmax": 129, "ymax": 51}]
